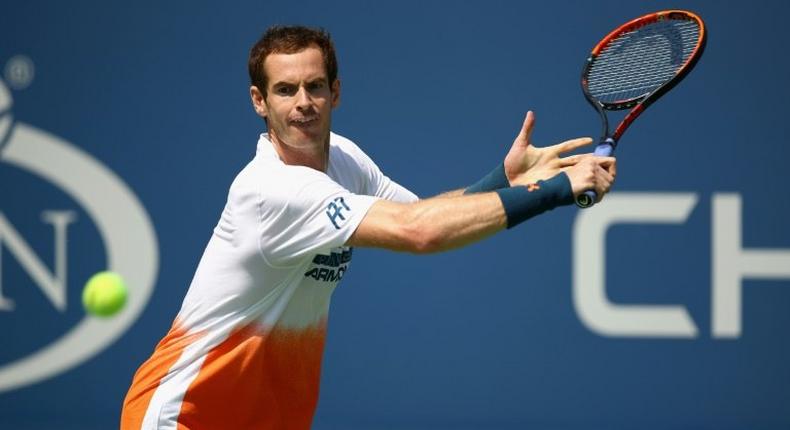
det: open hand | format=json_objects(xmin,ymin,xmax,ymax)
[{"xmin": 503, "ymin": 111, "xmax": 616, "ymax": 200}]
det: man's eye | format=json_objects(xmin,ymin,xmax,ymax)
[
  {"xmin": 308, "ymin": 82, "xmax": 325, "ymax": 91},
  {"xmin": 276, "ymin": 86, "xmax": 294, "ymax": 95}
]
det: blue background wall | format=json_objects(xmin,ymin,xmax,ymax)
[{"xmin": 2, "ymin": 1, "xmax": 789, "ymax": 429}]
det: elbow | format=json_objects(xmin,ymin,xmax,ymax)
[{"xmin": 399, "ymin": 221, "xmax": 443, "ymax": 254}]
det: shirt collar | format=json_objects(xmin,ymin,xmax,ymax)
[
  {"xmin": 255, "ymin": 133, "xmax": 280, "ymax": 161},
  {"xmin": 255, "ymin": 132, "xmax": 338, "ymax": 161}
]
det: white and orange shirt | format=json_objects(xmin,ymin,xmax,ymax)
[{"xmin": 121, "ymin": 132, "xmax": 417, "ymax": 430}]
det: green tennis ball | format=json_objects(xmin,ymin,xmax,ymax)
[{"xmin": 82, "ymin": 271, "xmax": 128, "ymax": 317}]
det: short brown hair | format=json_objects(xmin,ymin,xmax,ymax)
[{"xmin": 248, "ymin": 25, "xmax": 338, "ymax": 96}]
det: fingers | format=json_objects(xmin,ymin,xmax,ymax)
[
  {"xmin": 563, "ymin": 156, "xmax": 617, "ymax": 200},
  {"xmin": 597, "ymin": 163, "xmax": 614, "ymax": 191},
  {"xmin": 590, "ymin": 158, "xmax": 616, "ymax": 202},
  {"xmin": 557, "ymin": 154, "xmax": 616, "ymax": 168},
  {"xmin": 595, "ymin": 156, "xmax": 616, "ymax": 169},
  {"xmin": 552, "ymin": 137, "xmax": 594, "ymax": 155},
  {"xmin": 557, "ymin": 154, "xmax": 587, "ymax": 167},
  {"xmin": 605, "ymin": 156, "xmax": 617, "ymax": 177},
  {"xmin": 514, "ymin": 111, "xmax": 536, "ymax": 148},
  {"xmin": 592, "ymin": 156, "xmax": 617, "ymax": 184}
]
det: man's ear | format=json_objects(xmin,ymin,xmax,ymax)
[
  {"xmin": 331, "ymin": 79, "xmax": 341, "ymax": 108},
  {"xmin": 250, "ymin": 85, "xmax": 267, "ymax": 118}
]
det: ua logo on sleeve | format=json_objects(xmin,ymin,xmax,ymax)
[{"xmin": 325, "ymin": 197, "xmax": 351, "ymax": 229}]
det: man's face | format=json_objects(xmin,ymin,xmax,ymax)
[{"xmin": 254, "ymin": 46, "xmax": 339, "ymax": 151}]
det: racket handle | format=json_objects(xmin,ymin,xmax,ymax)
[{"xmin": 575, "ymin": 140, "xmax": 615, "ymax": 208}]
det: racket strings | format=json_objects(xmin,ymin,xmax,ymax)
[
  {"xmin": 590, "ymin": 22, "xmax": 698, "ymax": 87},
  {"xmin": 590, "ymin": 27, "xmax": 698, "ymax": 99},
  {"xmin": 587, "ymin": 19, "xmax": 700, "ymax": 104}
]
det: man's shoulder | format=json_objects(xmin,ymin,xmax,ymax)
[
  {"xmin": 330, "ymin": 131, "xmax": 368, "ymax": 157},
  {"xmin": 329, "ymin": 131, "xmax": 378, "ymax": 169},
  {"xmin": 229, "ymin": 155, "xmax": 331, "ymax": 202}
]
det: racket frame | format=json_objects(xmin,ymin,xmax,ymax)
[{"xmin": 576, "ymin": 10, "xmax": 707, "ymax": 207}]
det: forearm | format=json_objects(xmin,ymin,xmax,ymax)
[
  {"xmin": 349, "ymin": 173, "xmax": 574, "ymax": 253},
  {"xmin": 404, "ymin": 192, "xmax": 506, "ymax": 251},
  {"xmin": 347, "ymin": 192, "xmax": 506, "ymax": 253},
  {"xmin": 434, "ymin": 188, "xmax": 465, "ymax": 198}
]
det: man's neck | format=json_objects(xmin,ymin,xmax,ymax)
[{"xmin": 268, "ymin": 132, "xmax": 330, "ymax": 172}]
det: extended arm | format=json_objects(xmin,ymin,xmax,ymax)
[
  {"xmin": 348, "ymin": 163, "xmax": 596, "ymax": 254},
  {"xmin": 347, "ymin": 111, "xmax": 616, "ymax": 254},
  {"xmin": 347, "ymin": 191, "xmax": 506, "ymax": 253}
]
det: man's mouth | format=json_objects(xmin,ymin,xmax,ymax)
[{"xmin": 290, "ymin": 115, "xmax": 318, "ymax": 127}]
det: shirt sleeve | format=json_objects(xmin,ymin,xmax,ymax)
[
  {"xmin": 334, "ymin": 134, "xmax": 419, "ymax": 203},
  {"xmin": 257, "ymin": 166, "xmax": 379, "ymax": 267},
  {"xmin": 370, "ymin": 172, "xmax": 419, "ymax": 203}
]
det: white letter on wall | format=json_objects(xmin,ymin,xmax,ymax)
[
  {"xmin": 712, "ymin": 194, "xmax": 790, "ymax": 338},
  {"xmin": 573, "ymin": 193, "xmax": 699, "ymax": 337}
]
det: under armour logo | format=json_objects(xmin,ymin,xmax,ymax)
[{"xmin": 527, "ymin": 183, "xmax": 541, "ymax": 192}]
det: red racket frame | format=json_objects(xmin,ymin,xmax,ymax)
[{"xmin": 581, "ymin": 10, "xmax": 707, "ymax": 144}]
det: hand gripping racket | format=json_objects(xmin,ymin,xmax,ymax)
[{"xmin": 575, "ymin": 10, "xmax": 707, "ymax": 208}]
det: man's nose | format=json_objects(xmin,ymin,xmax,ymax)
[{"xmin": 295, "ymin": 86, "xmax": 311, "ymax": 110}]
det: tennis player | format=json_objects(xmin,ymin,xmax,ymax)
[{"xmin": 120, "ymin": 25, "xmax": 615, "ymax": 430}]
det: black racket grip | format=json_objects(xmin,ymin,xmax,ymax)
[{"xmin": 575, "ymin": 140, "xmax": 614, "ymax": 208}]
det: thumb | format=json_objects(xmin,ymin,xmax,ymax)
[{"xmin": 515, "ymin": 110, "xmax": 536, "ymax": 147}]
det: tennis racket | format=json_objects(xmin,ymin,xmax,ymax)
[{"xmin": 575, "ymin": 10, "xmax": 707, "ymax": 208}]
